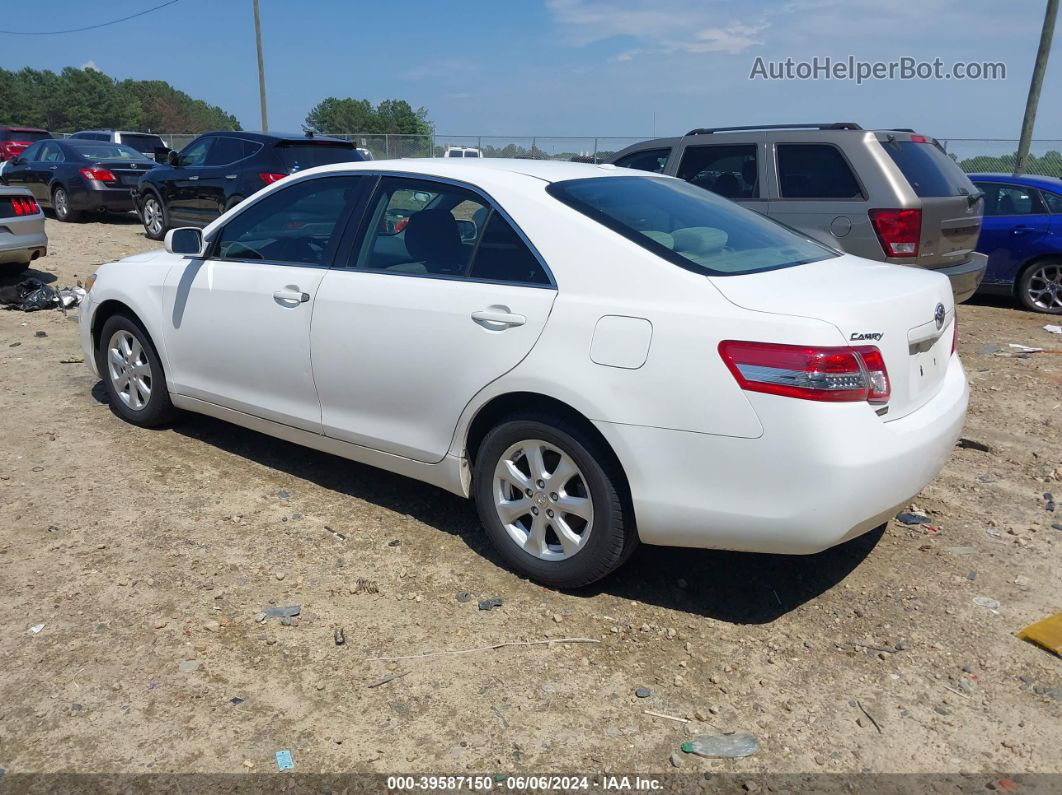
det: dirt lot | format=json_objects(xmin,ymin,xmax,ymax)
[{"xmin": 1, "ymin": 214, "xmax": 1060, "ymax": 779}]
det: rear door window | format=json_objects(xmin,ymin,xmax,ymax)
[
  {"xmin": 614, "ymin": 148, "xmax": 671, "ymax": 174},
  {"xmin": 1043, "ymin": 191, "xmax": 1062, "ymax": 213},
  {"xmin": 468, "ymin": 212, "xmax": 550, "ymax": 285},
  {"xmin": 777, "ymin": 144, "xmax": 863, "ymax": 199},
  {"xmin": 880, "ymin": 139, "xmax": 973, "ymax": 197},
  {"xmin": 205, "ymin": 136, "xmax": 250, "ymax": 166},
  {"xmin": 676, "ymin": 144, "xmax": 758, "ymax": 198}
]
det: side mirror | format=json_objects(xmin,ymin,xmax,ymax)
[
  {"xmin": 154, "ymin": 146, "xmax": 172, "ymax": 164},
  {"xmin": 165, "ymin": 227, "xmax": 205, "ymax": 256},
  {"xmin": 166, "ymin": 149, "xmax": 180, "ymax": 167},
  {"xmin": 9, "ymin": 157, "xmax": 23, "ymax": 166}
]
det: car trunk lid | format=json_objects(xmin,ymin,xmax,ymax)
[
  {"xmin": 94, "ymin": 160, "xmax": 156, "ymax": 187},
  {"xmin": 708, "ymin": 255, "xmax": 955, "ymax": 421}
]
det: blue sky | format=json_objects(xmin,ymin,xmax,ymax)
[{"xmin": 1, "ymin": 0, "xmax": 1059, "ymax": 140}]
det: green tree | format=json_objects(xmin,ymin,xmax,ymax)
[{"xmin": 304, "ymin": 97, "xmax": 432, "ymax": 135}]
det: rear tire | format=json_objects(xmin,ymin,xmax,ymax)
[
  {"xmin": 141, "ymin": 192, "xmax": 168, "ymax": 240},
  {"xmin": 52, "ymin": 186, "xmax": 79, "ymax": 222},
  {"xmin": 473, "ymin": 414, "xmax": 636, "ymax": 588},
  {"xmin": 1016, "ymin": 258, "xmax": 1062, "ymax": 314},
  {"xmin": 95, "ymin": 313, "xmax": 175, "ymax": 428}
]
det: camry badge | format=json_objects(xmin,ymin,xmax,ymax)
[{"xmin": 934, "ymin": 303, "xmax": 946, "ymax": 330}]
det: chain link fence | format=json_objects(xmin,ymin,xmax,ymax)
[{"xmin": 55, "ymin": 131, "xmax": 1062, "ymax": 176}]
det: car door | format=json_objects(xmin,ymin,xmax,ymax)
[
  {"xmin": 166, "ymin": 137, "xmax": 214, "ymax": 224},
  {"xmin": 162, "ymin": 174, "xmax": 371, "ymax": 431},
  {"xmin": 311, "ymin": 175, "xmax": 557, "ymax": 463},
  {"xmin": 197, "ymin": 135, "xmax": 247, "ymax": 218},
  {"xmin": 670, "ymin": 135, "xmax": 767, "ymax": 215},
  {"xmin": 2, "ymin": 142, "xmax": 42, "ymax": 193},
  {"xmin": 35, "ymin": 141, "xmax": 65, "ymax": 201},
  {"xmin": 973, "ymin": 182, "xmax": 1051, "ymax": 286}
]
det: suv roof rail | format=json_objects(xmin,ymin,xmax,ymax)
[{"xmin": 685, "ymin": 122, "xmax": 863, "ymax": 135}]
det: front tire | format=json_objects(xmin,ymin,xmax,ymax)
[
  {"xmin": 96, "ymin": 314, "xmax": 175, "ymax": 427},
  {"xmin": 53, "ymin": 186, "xmax": 79, "ymax": 222},
  {"xmin": 140, "ymin": 192, "xmax": 168, "ymax": 240},
  {"xmin": 473, "ymin": 415, "xmax": 636, "ymax": 588},
  {"xmin": 1016, "ymin": 259, "xmax": 1062, "ymax": 314}
]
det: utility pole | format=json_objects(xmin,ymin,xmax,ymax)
[
  {"xmin": 253, "ymin": 0, "xmax": 269, "ymax": 132},
  {"xmin": 1015, "ymin": 0, "xmax": 1058, "ymax": 175}
]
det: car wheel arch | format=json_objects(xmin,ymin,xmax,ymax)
[{"xmin": 1013, "ymin": 253, "xmax": 1062, "ymax": 296}]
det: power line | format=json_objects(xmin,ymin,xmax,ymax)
[{"xmin": 0, "ymin": 0, "xmax": 181, "ymax": 35}]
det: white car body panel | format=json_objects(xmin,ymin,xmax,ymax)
[{"xmin": 80, "ymin": 158, "xmax": 968, "ymax": 556}]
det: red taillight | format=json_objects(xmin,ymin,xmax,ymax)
[
  {"xmin": 0, "ymin": 142, "xmax": 17, "ymax": 158},
  {"xmin": 259, "ymin": 172, "xmax": 287, "ymax": 184},
  {"xmin": 10, "ymin": 196, "xmax": 40, "ymax": 216},
  {"xmin": 869, "ymin": 208, "xmax": 921, "ymax": 258},
  {"xmin": 80, "ymin": 167, "xmax": 116, "ymax": 182},
  {"xmin": 719, "ymin": 340, "xmax": 891, "ymax": 405}
]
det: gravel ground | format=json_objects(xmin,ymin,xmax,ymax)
[{"xmin": 0, "ymin": 214, "xmax": 1059, "ymax": 778}]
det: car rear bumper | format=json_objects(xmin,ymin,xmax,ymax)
[
  {"xmin": 69, "ymin": 185, "xmax": 137, "ymax": 213},
  {"xmin": 931, "ymin": 253, "xmax": 987, "ymax": 304},
  {"xmin": 595, "ymin": 355, "xmax": 968, "ymax": 554},
  {"xmin": 0, "ymin": 217, "xmax": 47, "ymax": 264}
]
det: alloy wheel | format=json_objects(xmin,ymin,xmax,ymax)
[
  {"xmin": 1026, "ymin": 263, "xmax": 1062, "ymax": 312},
  {"xmin": 107, "ymin": 329, "xmax": 152, "ymax": 411},
  {"xmin": 142, "ymin": 197, "xmax": 163, "ymax": 237},
  {"xmin": 493, "ymin": 439, "xmax": 594, "ymax": 561},
  {"xmin": 54, "ymin": 189, "xmax": 68, "ymax": 218}
]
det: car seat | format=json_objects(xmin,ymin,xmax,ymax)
[{"xmin": 402, "ymin": 209, "xmax": 467, "ymax": 274}]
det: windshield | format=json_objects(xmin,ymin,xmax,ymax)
[
  {"xmin": 69, "ymin": 141, "xmax": 153, "ymax": 161},
  {"xmin": 120, "ymin": 133, "xmax": 165, "ymax": 153},
  {"xmin": 274, "ymin": 142, "xmax": 361, "ymax": 171},
  {"xmin": 547, "ymin": 176, "xmax": 836, "ymax": 275},
  {"xmin": 880, "ymin": 139, "xmax": 975, "ymax": 198}
]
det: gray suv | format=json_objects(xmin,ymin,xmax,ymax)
[{"xmin": 609, "ymin": 123, "xmax": 987, "ymax": 302}]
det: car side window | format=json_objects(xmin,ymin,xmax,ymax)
[
  {"xmin": 19, "ymin": 142, "xmax": 43, "ymax": 161},
  {"xmin": 776, "ymin": 144, "xmax": 863, "ymax": 199},
  {"xmin": 180, "ymin": 138, "xmax": 213, "ymax": 167},
  {"xmin": 468, "ymin": 211, "xmax": 550, "ymax": 285},
  {"xmin": 215, "ymin": 176, "xmax": 368, "ymax": 266},
  {"xmin": 353, "ymin": 177, "xmax": 488, "ymax": 276},
  {"xmin": 39, "ymin": 142, "xmax": 63, "ymax": 163},
  {"xmin": 979, "ymin": 183, "xmax": 1048, "ymax": 216},
  {"xmin": 205, "ymin": 136, "xmax": 248, "ymax": 167},
  {"xmin": 676, "ymin": 144, "xmax": 758, "ymax": 198},
  {"xmin": 614, "ymin": 148, "xmax": 671, "ymax": 174},
  {"xmin": 1043, "ymin": 191, "xmax": 1062, "ymax": 214}
]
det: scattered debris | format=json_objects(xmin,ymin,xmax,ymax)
[
  {"xmin": 634, "ymin": 687, "xmax": 653, "ymax": 699},
  {"xmin": 896, "ymin": 511, "xmax": 931, "ymax": 526},
  {"xmin": 178, "ymin": 660, "xmax": 201, "ymax": 673},
  {"xmin": 34, "ymin": 330, "xmax": 46, "ymax": 338},
  {"xmin": 59, "ymin": 356, "xmax": 84, "ymax": 364},
  {"xmin": 1008, "ymin": 343, "xmax": 1043, "ymax": 353},
  {"xmin": 1033, "ymin": 685, "xmax": 1062, "ymax": 701},
  {"xmin": 255, "ymin": 612, "xmax": 267, "ymax": 623},
  {"xmin": 1052, "ymin": 523, "xmax": 1062, "ymax": 532},
  {"xmin": 1016, "ymin": 612, "xmax": 1062, "ymax": 658},
  {"xmin": 0, "ymin": 279, "xmax": 59, "ymax": 312},
  {"xmin": 681, "ymin": 731, "xmax": 760, "ymax": 759},
  {"xmin": 455, "ymin": 591, "xmax": 471, "ymax": 603},
  {"xmin": 276, "ymin": 489, "xmax": 291, "ymax": 499},
  {"xmin": 230, "ymin": 697, "xmax": 244, "ymax": 705},
  {"xmin": 334, "ymin": 628, "xmax": 345, "ymax": 646},
  {"xmin": 262, "ymin": 605, "xmax": 301, "ymax": 620},
  {"xmin": 957, "ymin": 438, "xmax": 992, "ymax": 453},
  {"xmin": 973, "ymin": 596, "xmax": 1001, "ymax": 610},
  {"xmin": 348, "ymin": 578, "xmax": 378, "ymax": 595},
  {"xmin": 367, "ymin": 671, "xmax": 409, "ymax": 688},
  {"xmin": 645, "ymin": 709, "xmax": 689, "ymax": 724},
  {"xmin": 1045, "ymin": 492, "xmax": 1056, "ymax": 512},
  {"xmin": 28, "ymin": 623, "xmax": 45, "ymax": 635},
  {"xmin": 366, "ymin": 637, "xmax": 600, "ymax": 662},
  {"xmin": 479, "ymin": 597, "xmax": 504, "ymax": 611},
  {"xmin": 1044, "ymin": 324, "xmax": 1062, "ymax": 335},
  {"xmin": 387, "ymin": 539, "xmax": 401, "ymax": 547},
  {"xmin": 669, "ymin": 752, "xmax": 684, "ymax": 768},
  {"xmin": 275, "ymin": 750, "xmax": 294, "ymax": 771},
  {"xmin": 324, "ymin": 526, "xmax": 347, "ymax": 541},
  {"xmin": 857, "ymin": 700, "xmax": 883, "ymax": 734},
  {"xmin": 976, "ymin": 343, "xmax": 1002, "ymax": 355}
]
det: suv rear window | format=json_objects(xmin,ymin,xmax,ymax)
[
  {"xmin": 119, "ymin": 133, "xmax": 165, "ymax": 153},
  {"xmin": 548, "ymin": 176, "xmax": 834, "ymax": 276},
  {"xmin": 614, "ymin": 148, "xmax": 670, "ymax": 174},
  {"xmin": 1, "ymin": 130, "xmax": 50, "ymax": 142},
  {"xmin": 880, "ymin": 139, "xmax": 973, "ymax": 198},
  {"xmin": 273, "ymin": 142, "xmax": 361, "ymax": 171}
]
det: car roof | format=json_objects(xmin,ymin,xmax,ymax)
[
  {"xmin": 305, "ymin": 157, "xmax": 634, "ymax": 185},
  {"xmin": 967, "ymin": 173, "xmax": 1062, "ymax": 192},
  {"xmin": 0, "ymin": 125, "xmax": 49, "ymax": 132},
  {"xmin": 198, "ymin": 130, "xmax": 352, "ymax": 144}
]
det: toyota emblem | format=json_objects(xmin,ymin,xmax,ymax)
[{"xmin": 934, "ymin": 303, "xmax": 946, "ymax": 330}]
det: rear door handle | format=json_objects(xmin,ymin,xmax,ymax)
[
  {"xmin": 471, "ymin": 308, "xmax": 526, "ymax": 328},
  {"xmin": 273, "ymin": 287, "xmax": 310, "ymax": 304},
  {"xmin": 188, "ymin": 175, "xmax": 199, "ymax": 181},
  {"xmin": 225, "ymin": 174, "xmax": 238, "ymax": 180},
  {"xmin": 1012, "ymin": 225, "xmax": 1032, "ymax": 235}
]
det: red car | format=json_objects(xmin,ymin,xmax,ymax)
[{"xmin": 0, "ymin": 126, "xmax": 52, "ymax": 162}]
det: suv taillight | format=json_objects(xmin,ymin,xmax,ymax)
[
  {"xmin": 869, "ymin": 208, "xmax": 921, "ymax": 258},
  {"xmin": 259, "ymin": 172, "xmax": 287, "ymax": 184},
  {"xmin": 719, "ymin": 341, "xmax": 890, "ymax": 405}
]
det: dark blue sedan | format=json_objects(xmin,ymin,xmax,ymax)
[{"xmin": 969, "ymin": 173, "xmax": 1062, "ymax": 314}]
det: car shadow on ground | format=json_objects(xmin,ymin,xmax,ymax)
[
  {"xmin": 93, "ymin": 389, "xmax": 882, "ymax": 625},
  {"xmin": 0, "ymin": 266, "xmax": 57, "ymax": 286}
]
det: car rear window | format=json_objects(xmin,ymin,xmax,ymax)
[
  {"xmin": 273, "ymin": 142, "xmax": 362, "ymax": 172},
  {"xmin": 880, "ymin": 139, "xmax": 974, "ymax": 198},
  {"xmin": 548, "ymin": 175, "xmax": 835, "ymax": 276},
  {"xmin": 119, "ymin": 133, "xmax": 165, "ymax": 153},
  {"xmin": 68, "ymin": 141, "xmax": 152, "ymax": 161},
  {"xmin": 1, "ymin": 130, "xmax": 50, "ymax": 142}
]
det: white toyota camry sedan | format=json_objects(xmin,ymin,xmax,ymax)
[{"xmin": 79, "ymin": 159, "xmax": 967, "ymax": 587}]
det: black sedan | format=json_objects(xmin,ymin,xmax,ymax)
[{"xmin": 0, "ymin": 138, "xmax": 158, "ymax": 221}]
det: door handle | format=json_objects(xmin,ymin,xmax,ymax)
[
  {"xmin": 273, "ymin": 287, "xmax": 310, "ymax": 304},
  {"xmin": 225, "ymin": 174, "xmax": 238, "ymax": 180},
  {"xmin": 471, "ymin": 307, "xmax": 526, "ymax": 328},
  {"xmin": 50, "ymin": 166, "xmax": 58, "ymax": 170},
  {"xmin": 1012, "ymin": 226, "xmax": 1031, "ymax": 235},
  {"xmin": 188, "ymin": 175, "xmax": 199, "ymax": 181}
]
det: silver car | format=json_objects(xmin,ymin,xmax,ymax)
[
  {"xmin": 0, "ymin": 185, "xmax": 47, "ymax": 274},
  {"xmin": 610, "ymin": 123, "xmax": 987, "ymax": 302}
]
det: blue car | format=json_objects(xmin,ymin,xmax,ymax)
[{"xmin": 969, "ymin": 173, "xmax": 1062, "ymax": 314}]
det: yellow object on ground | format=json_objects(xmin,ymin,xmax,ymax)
[{"xmin": 1017, "ymin": 612, "xmax": 1062, "ymax": 657}]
